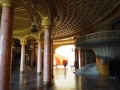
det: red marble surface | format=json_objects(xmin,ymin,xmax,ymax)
[
  {"xmin": 0, "ymin": 7, "xmax": 14, "ymax": 90},
  {"xmin": 43, "ymin": 28, "xmax": 52, "ymax": 83}
]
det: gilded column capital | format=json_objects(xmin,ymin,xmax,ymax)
[
  {"xmin": 20, "ymin": 40, "xmax": 26, "ymax": 46},
  {"xmin": 37, "ymin": 40, "xmax": 41, "ymax": 44},
  {"xmin": 0, "ymin": 0, "xmax": 15, "ymax": 7},
  {"xmin": 41, "ymin": 17, "xmax": 51, "ymax": 29}
]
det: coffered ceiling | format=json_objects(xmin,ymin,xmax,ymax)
[
  {"xmin": 1, "ymin": 0, "xmax": 120, "ymax": 40},
  {"xmin": 53, "ymin": 0, "xmax": 120, "ymax": 38}
]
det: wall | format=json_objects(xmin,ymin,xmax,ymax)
[
  {"xmin": 96, "ymin": 58, "xmax": 109, "ymax": 76},
  {"xmin": 86, "ymin": 50, "xmax": 96, "ymax": 63}
]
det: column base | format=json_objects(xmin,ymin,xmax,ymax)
[
  {"xmin": 20, "ymin": 71, "xmax": 24, "ymax": 73},
  {"xmin": 43, "ymin": 81, "xmax": 52, "ymax": 85},
  {"xmin": 37, "ymin": 72, "xmax": 42, "ymax": 74}
]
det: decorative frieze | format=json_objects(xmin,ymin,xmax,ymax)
[{"xmin": 76, "ymin": 30, "xmax": 120, "ymax": 46}]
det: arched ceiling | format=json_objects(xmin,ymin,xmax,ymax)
[
  {"xmin": 12, "ymin": 0, "xmax": 49, "ymax": 35},
  {"xmin": 0, "ymin": 0, "xmax": 120, "ymax": 40},
  {"xmin": 53, "ymin": 0, "xmax": 120, "ymax": 39},
  {"xmin": 0, "ymin": 0, "xmax": 50, "ymax": 35}
]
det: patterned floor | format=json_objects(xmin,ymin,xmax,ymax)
[{"xmin": 10, "ymin": 65, "xmax": 120, "ymax": 90}]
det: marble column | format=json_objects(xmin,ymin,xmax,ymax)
[
  {"xmin": 81, "ymin": 50, "xmax": 84, "ymax": 67},
  {"xmin": 37, "ymin": 41, "xmax": 42, "ymax": 74},
  {"xmin": 0, "ymin": 1, "xmax": 15, "ymax": 90},
  {"xmin": 75, "ymin": 48, "xmax": 79, "ymax": 69},
  {"xmin": 84, "ymin": 50, "xmax": 87, "ymax": 65},
  {"xmin": 83, "ymin": 50, "xmax": 85, "ymax": 66},
  {"xmin": 51, "ymin": 40, "xmax": 54, "ymax": 78},
  {"xmin": 42, "ymin": 18, "xmax": 52, "ymax": 85},
  {"xmin": 78, "ymin": 49, "xmax": 81, "ymax": 68},
  {"xmin": 20, "ymin": 42, "xmax": 26, "ymax": 73}
]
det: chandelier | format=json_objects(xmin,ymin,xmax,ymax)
[
  {"xmin": 28, "ymin": 0, "xmax": 44, "ymax": 33},
  {"xmin": 31, "ymin": 0, "xmax": 38, "ymax": 33},
  {"xmin": 31, "ymin": 22, "xmax": 38, "ymax": 33}
]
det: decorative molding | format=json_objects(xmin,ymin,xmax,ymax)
[
  {"xmin": 53, "ymin": 0, "xmax": 119, "ymax": 38},
  {"xmin": 76, "ymin": 30, "xmax": 120, "ymax": 46},
  {"xmin": 41, "ymin": 17, "xmax": 51, "ymax": 29}
]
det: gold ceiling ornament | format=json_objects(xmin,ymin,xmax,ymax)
[
  {"xmin": 0, "ymin": 0, "xmax": 15, "ymax": 7},
  {"xmin": 41, "ymin": 17, "xmax": 51, "ymax": 29}
]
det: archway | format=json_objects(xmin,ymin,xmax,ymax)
[
  {"xmin": 54, "ymin": 45, "xmax": 75, "ymax": 68},
  {"xmin": 12, "ymin": 38, "xmax": 21, "ymax": 70}
]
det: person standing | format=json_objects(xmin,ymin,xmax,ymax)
[
  {"xmin": 33, "ymin": 60, "xmax": 36, "ymax": 69},
  {"xmin": 64, "ymin": 62, "xmax": 67, "ymax": 68}
]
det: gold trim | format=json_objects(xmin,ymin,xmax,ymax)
[
  {"xmin": 41, "ymin": 17, "xmax": 51, "ymax": 29},
  {"xmin": 20, "ymin": 40, "xmax": 26, "ymax": 45},
  {"xmin": 0, "ymin": 0, "xmax": 13, "ymax": 7}
]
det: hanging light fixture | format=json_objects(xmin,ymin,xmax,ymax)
[
  {"xmin": 31, "ymin": 22, "xmax": 38, "ymax": 33},
  {"xmin": 30, "ymin": 0, "xmax": 38, "ymax": 33},
  {"xmin": 28, "ymin": 0, "xmax": 44, "ymax": 33}
]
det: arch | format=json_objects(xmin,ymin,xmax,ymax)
[
  {"xmin": 13, "ymin": 36, "xmax": 21, "ymax": 41},
  {"xmin": 23, "ymin": 34, "xmax": 38, "ymax": 41},
  {"xmin": 54, "ymin": 45, "xmax": 75, "ymax": 67},
  {"xmin": 12, "ymin": 1, "xmax": 47, "ymax": 35}
]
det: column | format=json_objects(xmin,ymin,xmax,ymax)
[
  {"xmin": 37, "ymin": 41, "xmax": 42, "ymax": 74},
  {"xmin": 81, "ymin": 50, "xmax": 85, "ymax": 66},
  {"xmin": 51, "ymin": 39, "xmax": 54, "ymax": 78},
  {"xmin": 0, "ymin": 1, "xmax": 15, "ymax": 90},
  {"xmin": 77, "ymin": 49, "xmax": 79, "ymax": 69},
  {"xmin": 75, "ymin": 48, "xmax": 79, "ymax": 69},
  {"xmin": 78, "ymin": 49, "xmax": 81, "ymax": 68},
  {"xmin": 20, "ymin": 41, "xmax": 26, "ymax": 73},
  {"xmin": 84, "ymin": 50, "xmax": 87, "ymax": 65},
  {"xmin": 42, "ymin": 18, "xmax": 52, "ymax": 85},
  {"xmin": 80, "ymin": 50, "xmax": 84, "ymax": 67}
]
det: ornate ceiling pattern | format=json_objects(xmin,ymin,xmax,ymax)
[
  {"xmin": 5, "ymin": 0, "xmax": 46, "ymax": 35},
  {"xmin": 0, "ymin": 0, "xmax": 120, "ymax": 40},
  {"xmin": 13, "ymin": 9, "xmax": 32, "ymax": 30},
  {"xmin": 53, "ymin": 0, "xmax": 119, "ymax": 38}
]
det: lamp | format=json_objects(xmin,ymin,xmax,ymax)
[
  {"xmin": 31, "ymin": 22, "xmax": 38, "ymax": 33},
  {"xmin": 30, "ymin": 0, "xmax": 38, "ymax": 33}
]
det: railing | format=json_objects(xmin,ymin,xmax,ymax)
[{"xmin": 75, "ymin": 30, "xmax": 120, "ymax": 46}]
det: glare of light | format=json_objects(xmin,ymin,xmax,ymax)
[{"xmin": 55, "ymin": 45, "xmax": 75, "ymax": 59}]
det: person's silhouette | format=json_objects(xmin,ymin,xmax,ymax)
[
  {"xmin": 64, "ymin": 62, "xmax": 67, "ymax": 68},
  {"xmin": 33, "ymin": 60, "xmax": 36, "ymax": 69}
]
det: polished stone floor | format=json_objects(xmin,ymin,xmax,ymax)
[{"xmin": 10, "ymin": 65, "xmax": 120, "ymax": 90}]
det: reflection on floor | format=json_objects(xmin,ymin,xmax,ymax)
[{"xmin": 10, "ymin": 64, "xmax": 120, "ymax": 90}]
